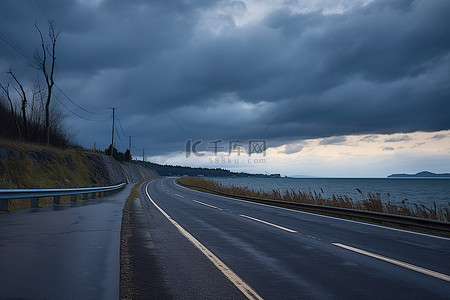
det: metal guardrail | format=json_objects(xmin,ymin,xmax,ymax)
[
  {"xmin": 179, "ymin": 182, "xmax": 450, "ymax": 232},
  {"xmin": 0, "ymin": 182, "xmax": 126, "ymax": 212}
]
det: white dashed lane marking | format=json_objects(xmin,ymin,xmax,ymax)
[
  {"xmin": 239, "ymin": 214, "xmax": 298, "ymax": 233},
  {"xmin": 193, "ymin": 200, "xmax": 223, "ymax": 210},
  {"xmin": 333, "ymin": 243, "xmax": 450, "ymax": 282}
]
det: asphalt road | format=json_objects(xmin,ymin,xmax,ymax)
[
  {"xmin": 0, "ymin": 184, "xmax": 131, "ymax": 300},
  {"xmin": 144, "ymin": 177, "xmax": 450, "ymax": 299}
]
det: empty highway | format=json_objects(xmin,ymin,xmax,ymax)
[{"xmin": 142, "ymin": 177, "xmax": 450, "ymax": 299}]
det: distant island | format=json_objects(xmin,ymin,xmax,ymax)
[{"xmin": 388, "ymin": 171, "xmax": 450, "ymax": 178}]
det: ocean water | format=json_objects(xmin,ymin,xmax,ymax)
[{"xmin": 208, "ymin": 177, "xmax": 450, "ymax": 208}]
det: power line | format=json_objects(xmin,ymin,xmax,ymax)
[
  {"xmin": 114, "ymin": 122, "xmax": 128, "ymax": 150},
  {"xmin": 0, "ymin": 25, "xmax": 36, "ymax": 58},
  {"xmin": 0, "ymin": 27, "xmax": 107, "ymax": 118},
  {"xmin": 1, "ymin": 28, "xmax": 107, "ymax": 122},
  {"xmin": 157, "ymin": 103, "xmax": 185, "ymax": 132},
  {"xmin": 116, "ymin": 116, "xmax": 138, "ymax": 154},
  {"xmin": 0, "ymin": 27, "xmax": 141, "ymax": 152},
  {"xmin": 54, "ymin": 84, "xmax": 107, "ymax": 115},
  {"xmin": 114, "ymin": 117, "xmax": 130, "ymax": 150},
  {"xmin": 0, "ymin": 28, "xmax": 38, "ymax": 67},
  {"xmin": 53, "ymin": 94, "xmax": 94, "ymax": 121},
  {"xmin": 114, "ymin": 117, "xmax": 139, "ymax": 156},
  {"xmin": 117, "ymin": 118, "xmax": 127, "ymax": 137},
  {"xmin": 53, "ymin": 93, "xmax": 109, "ymax": 122}
]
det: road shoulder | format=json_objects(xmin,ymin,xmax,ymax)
[
  {"xmin": 119, "ymin": 180, "xmax": 247, "ymax": 299},
  {"xmin": 120, "ymin": 184, "xmax": 171, "ymax": 299}
]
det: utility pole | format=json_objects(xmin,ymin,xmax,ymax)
[
  {"xmin": 142, "ymin": 148, "xmax": 145, "ymax": 162},
  {"xmin": 127, "ymin": 136, "xmax": 132, "ymax": 162},
  {"xmin": 109, "ymin": 108, "xmax": 116, "ymax": 157}
]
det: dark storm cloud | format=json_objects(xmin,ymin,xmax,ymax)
[
  {"xmin": 384, "ymin": 135, "xmax": 412, "ymax": 143},
  {"xmin": 280, "ymin": 142, "xmax": 306, "ymax": 154},
  {"xmin": 319, "ymin": 136, "xmax": 347, "ymax": 145},
  {"xmin": 359, "ymin": 135, "xmax": 379, "ymax": 143},
  {"xmin": 0, "ymin": 0, "xmax": 449, "ymax": 155},
  {"xmin": 431, "ymin": 134, "xmax": 447, "ymax": 140},
  {"xmin": 412, "ymin": 142, "xmax": 425, "ymax": 148}
]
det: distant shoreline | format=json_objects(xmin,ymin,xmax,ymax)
[{"xmin": 387, "ymin": 171, "xmax": 450, "ymax": 178}]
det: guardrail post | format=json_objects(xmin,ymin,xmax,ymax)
[
  {"xmin": 0, "ymin": 184, "xmax": 9, "ymax": 212},
  {"xmin": 54, "ymin": 184, "xmax": 61, "ymax": 204},
  {"xmin": 91, "ymin": 185, "xmax": 96, "ymax": 199},
  {"xmin": 31, "ymin": 185, "xmax": 40, "ymax": 208},
  {"xmin": 83, "ymin": 185, "xmax": 88, "ymax": 200},
  {"xmin": 71, "ymin": 185, "xmax": 78, "ymax": 202}
]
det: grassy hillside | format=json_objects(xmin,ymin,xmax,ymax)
[
  {"xmin": 0, "ymin": 139, "xmax": 159, "ymax": 211},
  {"xmin": 0, "ymin": 139, "xmax": 108, "ymax": 211},
  {"xmin": 0, "ymin": 139, "xmax": 98, "ymax": 189}
]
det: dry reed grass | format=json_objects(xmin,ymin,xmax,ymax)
[{"xmin": 178, "ymin": 177, "xmax": 449, "ymax": 222}]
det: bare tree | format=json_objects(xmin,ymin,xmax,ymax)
[
  {"xmin": 30, "ymin": 77, "xmax": 46, "ymax": 127},
  {"xmin": 34, "ymin": 21, "xmax": 60, "ymax": 145},
  {"xmin": 0, "ymin": 81, "xmax": 21, "ymax": 138},
  {"xmin": 0, "ymin": 82, "xmax": 13, "ymax": 113},
  {"xmin": 7, "ymin": 70, "xmax": 28, "ymax": 139}
]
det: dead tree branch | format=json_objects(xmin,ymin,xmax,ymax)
[
  {"xmin": 7, "ymin": 70, "xmax": 28, "ymax": 139},
  {"xmin": 34, "ymin": 20, "xmax": 60, "ymax": 145}
]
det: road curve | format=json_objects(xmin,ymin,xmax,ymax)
[{"xmin": 144, "ymin": 177, "xmax": 450, "ymax": 299}]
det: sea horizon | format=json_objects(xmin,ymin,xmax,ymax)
[{"xmin": 208, "ymin": 176, "xmax": 450, "ymax": 208}]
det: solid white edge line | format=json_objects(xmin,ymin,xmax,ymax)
[
  {"xmin": 173, "ymin": 180, "xmax": 450, "ymax": 241},
  {"xmin": 332, "ymin": 243, "xmax": 450, "ymax": 282},
  {"xmin": 145, "ymin": 181, "xmax": 263, "ymax": 300},
  {"xmin": 192, "ymin": 199, "xmax": 223, "ymax": 210},
  {"xmin": 239, "ymin": 214, "xmax": 298, "ymax": 233}
]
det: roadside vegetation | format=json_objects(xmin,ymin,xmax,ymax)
[
  {"xmin": 0, "ymin": 139, "xmax": 95, "ymax": 189},
  {"xmin": 178, "ymin": 177, "xmax": 450, "ymax": 222},
  {"xmin": 0, "ymin": 139, "xmax": 101, "ymax": 211},
  {"xmin": 124, "ymin": 180, "xmax": 145, "ymax": 210}
]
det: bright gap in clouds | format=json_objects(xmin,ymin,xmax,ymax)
[
  {"xmin": 201, "ymin": 0, "xmax": 375, "ymax": 31},
  {"xmin": 148, "ymin": 130, "xmax": 450, "ymax": 178}
]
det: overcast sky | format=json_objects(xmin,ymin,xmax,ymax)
[{"xmin": 0, "ymin": 0, "xmax": 449, "ymax": 177}]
